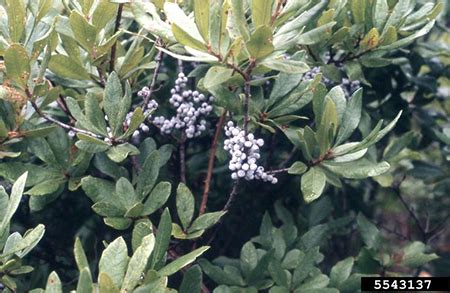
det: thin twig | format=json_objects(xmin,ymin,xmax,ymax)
[
  {"xmin": 223, "ymin": 181, "xmax": 239, "ymax": 212},
  {"xmin": 143, "ymin": 41, "xmax": 164, "ymax": 110},
  {"xmin": 109, "ymin": 3, "xmax": 124, "ymax": 73},
  {"xmin": 266, "ymin": 168, "xmax": 289, "ymax": 175},
  {"xmin": 392, "ymin": 184, "xmax": 427, "ymax": 242},
  {"xmin": 199, "ymin": 110, "xmax": 227, "ymax": 216},
  {"xmin": 27, "ymin": 90, "xmax": 103, "ymax": 139},
  {"xmin": 179, "ymin": 135, "xmax": 187, "ymax": 184}
]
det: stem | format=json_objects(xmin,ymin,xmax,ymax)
[
  {"xmin": 223, "ymin": 181, "xmax": 239, "ymax": 212},
  {"xmin": 109, "ymin": 3, "xmax": 124, "ymax": 73},
  {"xmin": 199, "ymin": 110, "xmax": 227, "ymax": 216},
  {"xmin": 27, "ymin": 90, "xmax": 103, "ymax": 139},
  {"xmin": 179, "ymin": 135, "xmax": 187, "ymax": 184},
  {"xmin": 143, "ymin": 43, "xmax": 164, "ymax": 110},
  {"xmin": 392, "ymin": 184, "xmax": 427, "ymax": 242},
  {"xmin": 266, "ymin": 168, "xmax": 289, "ymax": 175}
]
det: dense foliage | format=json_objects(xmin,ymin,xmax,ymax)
[{"xmin": 0, "ymin": 0, "xmax": 449, "ymax": 292}]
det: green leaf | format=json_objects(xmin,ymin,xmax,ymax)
[
  {"xmin": 103, "ymin": 217, "xmax": 132, "ymax": 230},
  {"xmin": 99, "ymin": 237, "xmax": 129, "ymax": 288},
  {"xmin": 0, "ymin": 172, "xmax": 27, "ymax": 236},
  {"xmin": 176, "ymin": 183, "xmax": 195, "ymax": 230},
  {"xmin": 25, "ymin": 180, "xmax": 63, "ymax": 196},
  {"xmin": 329, "ymin": 257, "xmax": 354, "ymax": 287},
  {"xmin": 288, "ymin": 161, "xmax": 307, "ymax": 175},
  {"xmin": 180, "ymin": 265, "xmax": 203, "ymax": 293},
  {"xmin": 334, "ymin": 89, "xmax": 362, "ymax": 146},
  {"xmin": 301, "ymin": 167, "xmax": 326, "ymax": 203},
  {"xmin": 148, "ymin": 209, "xmax": 172, "ymax": 270},
  {"xmin": 98, "ymin": 272, "xmax": 120, "ymax": 293},
  {"xmin": 4, "ymin": 44, "xmax": 30, "ymax": 88},
  {"xmin": 373, "ymin": 0, "xmax": 389, "ymax": 31},
  {"xmin": 76, "ymin": 268, "xmax": 93, "ymax": 293},
  {"xmin": 252, "ymin": 0, "xmax": 274, "ymax": 28},
  {"xmin": 85, "ymin": 94, "xmax": 107, "ymax": 135},
  {"xmin": 142, "ymin": 182, "xmax": 172, "ymax": 216},
  {"xmin": 261, "ymin": 57, "xmax": 310, "ymax": 74},
  {"xmin": 351, "ymin": 0, "xmax": 366, "ymax": 23},
  {"xmin": 132, "ymin": 220, "xmax": 153, "ymax": 252},
  {"xmin": 229, "ymin": 0, "xmax": 250, "ymax": 40},
  {"xmin": 194, "ymin": 0, "xmax": 209, "ymax": 42},
  {"xmin": 164, "ymin": 2, "xmax": 205, "ymax": 46},
  {"xmin": 296, "ymin": 22, "xmax": 336, "ymax": 45},
  {"xmin": 45, "ymin": 271, "xmax": 62, "ymax": 293},
  {"xmin": 92, "ymin": 0, "xmax": 118, "ymax": 32},
  {"xmin": 204, "ymin": 66, "xmax": 234, "ymax": 89},
  {"xmin": 247, "ymin": 249, "xmax": 274, "ymax": 285},
  {"xmin": 106, "ymin": 143, "xmax": 140, "ymax": 163},
  {"xmin": 400, "ymin": 242, "xmax": 439, "ymax": 268},
  {"xmin": 121, "ymin": 234, "xmax": 155, "ymax": 291},
  {"xmin": 159, "ymin": 246, "xmax": 209, "ymax": 276},
  {"xmin": 356, "ymin": 213, "xmax": 381, "ymax": 249},
  {"xmin": 116, "ymin": 177, "xmax": 138, "ymax": 209},
  {"xmin": 5, "ymin": 0, "xmax": 26, "ymax": 42},
  {"xmin": 122, "ymin": 107, "xmax": 145, "ymax": 138},
  {"xmin": 317, "ymin": 97, "xmax": 338, "ymax": 155},
  {"xmin": 69, "ymin": 11, "xmax": 97, "ymax": 52},
  {"xmin": 240, "ymin": 242, "xmax": 258, "ymax": 278},
  {"xmin": 74, "ymin": 238, "xmax": 89, "ymax": 271},
  {"xmin": 323, "ymin": 160, "xmax": 390, "ymax": 179},
  {"xmin": 383, "ymin": 131, "xmax": 416, "ymax": 160},
  {"xmin": 136, "ymin": 151, "xmax": 160, "ymax": 198},
  {"xmin": 246, "ymin": 26, "xmax": 274, "ymax": 59},
  {"xmin": 48, "ymin": 55, "xmax": 91, "ymax": 80},
  {"xmin": 104, "ymin": 72, "xmax": 124, "ymax": 135},
  {"xmin": 173, "ymin": 23, "xmax": 208, "ymax": 51},
  {"xmin": 188, "ymin": 211, "xmax": 226, "ymax": 233}
]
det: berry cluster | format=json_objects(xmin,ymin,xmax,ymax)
[
  {"xmin": 302, "ymin": 66, "xmax": 333, "ymax": 87},
  {"xmin": 303, "ymin": 67, "xmax": 361, "ymax": 97},
  {"xmin": 340, "ymin": 78, "xmax": 361, "ymax": 97},
  {"xmin": 224, "ymin": 121, "xmax": 278, "ymax": 184},
  {"xmin": 153, "ymin": 73, "xmax": 214, "ymax": 138},
  {"xmin": 126, "ymin": 88, "xmax": 159, "ymax": 139}
]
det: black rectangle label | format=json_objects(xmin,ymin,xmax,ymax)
[{"xmin": 361, "ymin": 277, "xmax": 450, "ymax": 291}]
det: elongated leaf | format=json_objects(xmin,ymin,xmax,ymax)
[
  {"xmin": 356, "ymin": 213, "xmax": 380, "ymax": 249},
  {"xmin": 252, "ymin": 0, "xmax": 274, "ymax": 28},
  {"xmin": 5, "ymin": 0, "xmax": 25, "ymax": 42},
  {"xmin": 176, "ymin": 183, "xmax": 195, "ymax": 230},
  {"xmin": 4, "ymin": 44, "xmax": 30, "ymax": 88},
  {"xmin": 148, "ymin": 209, "xmax": 172, "ymax": 269},
  {"xmin": 99, "ymin": 237, "xmax": 129, "ymax": 288},
  {"xmin": 180, "ymin": 265, "xmax": 203, "ymax": 293},
  {"xmin": 0, "ymin": 172, "xmax": 27, "ymax": 235},
  {"xmin": 45, "ymin": 271, "xmax": 62, "ymax": 293},
  {"xmin": 136, "ymin": 151, "xmax": 160, "ymax": 198},
  {"xmin": 74, "ymin": 238, "xmax": 89, "ymax": 271},
  {"xmin": 323, "ymin": 160, "xmax": 390, "ymax": 179},
  {"xmin": 142, "ymin": 182, "xmax": 172, "ymax": 216},
  {"xmin": 48, "ymin": 55, "xmax": 91, "ymax": 80},
  {"xmin": 204, "ymin": 66, "xmax": 234, "ymax": 89},
  {"xmin": 301, "ymin": 167, "xmax": 326, "ymax": 203},
  {"xmin": 188, "ymin": 211, "xmax": 226, "ymax": 233},
  {"xmin": 121, "ymin": 234, "xmax": 155, "ymax": 291},
  {"xmin": 194, "ymin": 0, "xmax": 209, "ymax": 42},
  {"xmin": 335, "ymin": 89, "xmax": 362, "ymax": 145},
  {"xmin": 229, "ymin": 0, "xmax": 250, "ymax": 40},
  {"xmin": 159, "ymin": 246, "xmax": 209, "ymax": 276},
  {"xmin": 246, "ymin": 26, "xmax": 274, "ymax": 59},
  {"xmin": 69, "ymin": 11, "xmax": 97, "ymax": 52}
]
